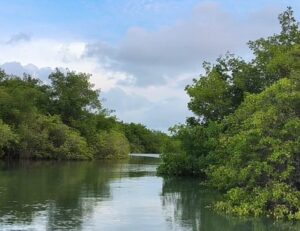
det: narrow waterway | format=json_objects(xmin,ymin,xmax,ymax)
[{"xmin": 0, "ymin": 154, "xmax": 298, "ymax": 230}]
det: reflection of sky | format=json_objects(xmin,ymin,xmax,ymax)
[
  {"xmin": 0, "ymin": 211, "xmax": 48, "ymax": 231},
  {"xmin": 0, "ymin": 176, "xmax": 187, "ymax": 231},
  {"xmin": 82, "ymin": 177, "xmax": 173, "ymax": 231}
]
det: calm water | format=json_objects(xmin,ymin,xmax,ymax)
[{"xmin": 0, "ymin": 155, "xmax": 299, "ymax": 231}]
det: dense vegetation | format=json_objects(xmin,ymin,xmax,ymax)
[
  {"xmin": 121, "ymin": 122, "xmax": 169, "ymax": 153},
  {"xmin": 158, "ymin": 7, "xmax": 300, "ymax": 220},
  {"xmin": 0, "ymin": 69, "xmax": 167, "ymax": 160}
]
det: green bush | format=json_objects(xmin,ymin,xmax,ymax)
[
  {"xmin": 208, "ymin": 77, "xmax": 300, "ymax": 219},
  {"xmin": 94, "ymin": 130, "xmax": 130, "ymax": 159},
  {"xmin": 157, "ymin": 139, "xmax": 203, "ymax": 176},
  {"xmin": 0, "ymin": 120, "xmax": 17, "ymax": 157},
  {"xmin": 157, "ymin": 152, "xmax": 196, "ymax": 176},
  {"xmin": 18, "ymin": 114, "xmax": 92, "ymax": 160}
]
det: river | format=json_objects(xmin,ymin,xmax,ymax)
[{"xmin": 0, "ymin": 154, "xmax": 299, "ymax": 230}]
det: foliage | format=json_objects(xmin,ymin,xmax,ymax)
[
  {"xmin": 122, "ymin": 122, "xmax": 169, "ymax": 153},
  {"xmin": 214, "ymin": 183, "xmax": 300, "ymax": 220},
  {"xmin": 0, "ymin": 75, "xmax": 49, "ymax": 126},
  {"xmin": 0, "ymin": 120, "xmax": 18, "ymax": 158},
  {"xmin": 157, "ymin": 152, "xmax": 201, "ymax": 176},
  {"xmin": 94, "ymin": 130, "xmax": 130, "ymax": 159},
  {"xmin": 208, "ymin": 77, "xmax": 300, "ymax": 219},
  {"xmin": 157, "ymin": 122, "xmax": 221, "ymax": 176},
  {"xmin": 48, "ymin": 69, "xmax": 102, "ymax": 126},
  {"xmin": 17, "ymin": 114, "xmax": 92, "ymax": 160}
]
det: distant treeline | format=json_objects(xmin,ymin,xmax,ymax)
[
  {"xmin": 158, "ymin": 7, "xmax": 300, "ymax": 220},
  {"xmin": 0, "ymin": 69, "xmax": 169, "ymax": 160}
]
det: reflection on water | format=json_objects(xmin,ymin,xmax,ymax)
[
  {"xmin": 129, "ymin": 153, "xmax": 160, "ymax": 158},
  {"xmin": 161, "ymin": 178, "xmax": 300, "ymax": 231},
  {"xmin": 0, "ymin": 156, "xmax": 299, "ymax": 231},
  {"xmin": 0, "ymin": 161, "xmax": 115, "ymax": 230}
]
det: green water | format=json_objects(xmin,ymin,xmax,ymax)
[{"xmin": 0, "ymin": 155, "xmax": 299, "ymax": 231}]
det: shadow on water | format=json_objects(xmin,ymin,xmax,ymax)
[{"xmin": 161, "ymin": 177, "xmax": 300, "ymax": 231}]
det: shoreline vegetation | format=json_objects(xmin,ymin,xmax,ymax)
[
  {"xmin": 0, "ymin": 68, "xmax": 170, "ymax": 161},
  {"xmin": 158, "ymin": 8, "xmax": 300, "ymax": 220}
]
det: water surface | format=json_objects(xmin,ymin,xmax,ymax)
[{"xmin": 0, "ymin": 155, "xmax": 299, "ymax": 231}]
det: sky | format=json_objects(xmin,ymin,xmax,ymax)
[{"xmin": 0, "ymin": 0, "xmax": 300, "ymax": 131}]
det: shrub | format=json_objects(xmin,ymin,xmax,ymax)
[
  {"xmin": 94, "ymin": 130, "xmax": 130, "ymax": 159},
  {"xmin": 18, "ymin": 114, "xmax": 92, "ymax": 160},
  {"xmin": 0, "ymin": 120, "xmax": 18, "ymax": 158}
]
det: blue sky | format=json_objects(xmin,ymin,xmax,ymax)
[
  {"xmin": 0, "ymin": 0, "xmax": 300, "ymax": 131},
  {"xmin": 0, "ymin": 0, "xmax": 199, "ymax": 41}
]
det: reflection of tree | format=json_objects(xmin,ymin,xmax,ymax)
[
  {"xmin": 161, "ymin": 177, "xmax": 214, "ymax": 231},
  {"xmin": 161, "ymin": 178, "xmax": 300, "ymax": 231},
  {"xmin": 0, "ymin": 161, "xmax": 122, "ymax": 230},
  {"xmin": 127, "ymin": 156, "xmax": 160, "ymax": 178}
]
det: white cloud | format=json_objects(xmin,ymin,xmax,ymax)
[
  {"xmin": 85, "ymin": 2, "xmax": 282, "ymax": 86},
  {"xmin": 0, "ymin": 37, "xmax": 131, "ymax": 91},
  {"xmin": 0, "ymin": 62, "xmax": 52, "ymax": 83}
]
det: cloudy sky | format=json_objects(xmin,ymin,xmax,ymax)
[{"xmin": 1, "ymin": 0, "xmax": 299, "ymax": 131}]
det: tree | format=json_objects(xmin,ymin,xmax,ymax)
[
  {"xmin": 0, "ymin": 120, "xmax": 17, "ymax": 158},
  {"xmin": 122, "ymin": 122, "xmax": 168, "ymax": 153},
  {"xmin": 0, "ymin": 74, "xmax": 49, "ymax": 126},
  {"xmin": 209, "ymin": 76, "xmax": 300, "ymax": 219},
  {"xmin": 18, "ymin": 114, "xmax": 92, "ymax": 160},
  {"xmin": 94, "ymin": 130, "xmax": 130, "ymax": 159},
  {"xmin": 49, "ymin": 69, "xmax": 102, "ymax": 126}
]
